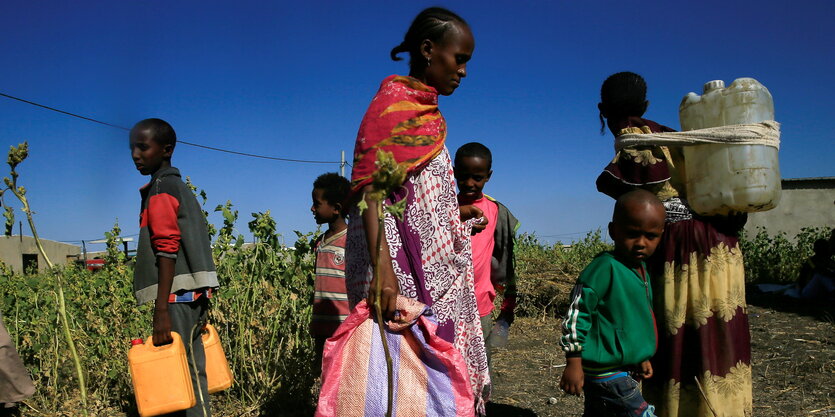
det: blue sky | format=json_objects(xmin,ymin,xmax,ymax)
[{"xmin": 0, "ymin": 1, "xmax": 832, "ymax": 250}]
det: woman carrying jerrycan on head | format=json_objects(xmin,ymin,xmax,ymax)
[
  {"xmin": 595, "ymin": 72, "xmax": 753, "ymax": 417},
  {"xmin": 316, "ymin": 7, "xmax": 490, "ymax": 417}
]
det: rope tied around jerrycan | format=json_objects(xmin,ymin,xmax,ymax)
[{"xmin": 615, "ymin": 121, "xmax": 781, "ymax": 151}]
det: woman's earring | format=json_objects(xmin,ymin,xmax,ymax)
[{"xmin": 427, "ymin": 57, "xmax": 431, "ymax": 68}]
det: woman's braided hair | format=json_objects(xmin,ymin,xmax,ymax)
[
  {"xmin": 599, "ymin": 71, "xmax": 648, "ymax": 133},
  {"xmin": 390, "ymin": 7, "xmax": 467, "ymax": 69}
]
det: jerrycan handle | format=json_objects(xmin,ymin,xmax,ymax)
[
  {"xmin": 201, "ymin": 323, "xmax": 217, "ymax": 342},
  {"xmin": 146, "ymin": 331, "xmax": 183, "ymax": 351}
]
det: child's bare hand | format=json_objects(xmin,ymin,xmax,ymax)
[
  {"xmin": 459, "ymin": 204, "xmax": 483, "ymax": 221},
  {"xmin": 152, "ymin": 306, "xmax": 173, "ymax": 346},
  {"xmin": 459, "ymin": 205, "xmax": 487, "ymax": 235},
  {"xmin": 560, "ymin": 357, "xmax": 584, "ymax": 396},
  {"xmin": 634, "ymin": 360, "xmax": 653, "ymax": 380}
]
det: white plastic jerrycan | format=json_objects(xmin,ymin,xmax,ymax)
[{"xmin": 678, "ymin": 77, "xmax": 781, "ymax": 216}]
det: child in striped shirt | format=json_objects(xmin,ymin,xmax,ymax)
[{"xmin": 309, "ymin": 173, "xmax": 351, "ymax": 375}]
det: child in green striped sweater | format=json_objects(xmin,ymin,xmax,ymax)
[{"xmin": 559, "ymin": 189, "xmax": 665, "ymax": 417}]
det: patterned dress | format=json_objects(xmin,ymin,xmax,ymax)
[
  {"xmin": 597, "ymin": 118, "xmax": 753, "ymax": 417},
  {"xmin": 346, "ymin": 149, "xmax": 489, "ymax": 406},
  {"xmin": 346, "ymin": 75, "xmax": 489, "ymax": 408}
]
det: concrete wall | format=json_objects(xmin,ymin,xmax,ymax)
[
  {"xmin": 0, "ymin": 235, "xmax": 81, "ymax": 273},
  {"xmin": 745, "ymin": 178, "xmax": 835, "ymax": 239}
]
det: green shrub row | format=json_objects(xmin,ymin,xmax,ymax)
[
  {"xmin": 513, "ymin": 225, "xmax": 833, "ymax": 317},
  {"xmin": 0, "ymin": 211, "xmax": 827, "ymax": 415},
  {"xmin": 740, "ymin": 226, "xmax": 831, "ymax": 283},
  {"xmin": 0, "ymin": 206, "xmax": 317, "ymax": 416}
]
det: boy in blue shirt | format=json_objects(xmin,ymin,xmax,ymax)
[
  {"xmin": 560, "ymin": 189, "xmax": 664, "ymax": 417},
  {"xmin": 130, "ymin": 118, "xmax": 219, "ymax": 416}
]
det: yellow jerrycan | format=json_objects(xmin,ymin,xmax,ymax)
[
  {"xmin": 128, "ymin": 332, "xmax": 195, "ymax": 416},
  {"xmin": 202, "ymin": 323, "xmax": 233, "ymax": 393}
]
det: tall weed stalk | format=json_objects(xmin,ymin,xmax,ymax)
[
  {"xmin": 1, "ymin": 143, "xmax": 89, "ymax": 415},
  {"xmin": 211, "ymin": 206, "xmax": 317, "ymax": 412}
]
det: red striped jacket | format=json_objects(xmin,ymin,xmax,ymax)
[{"xmin": 134, "ymin": 167, "xmax": 218, "ymax": 305}]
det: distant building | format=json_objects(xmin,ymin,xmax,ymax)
[
  {"xmin": 0, "ymin": 235, "xmax": 80, "ymax": 273},
  {"xmin": 745, "ymin": 177, "xmax": 835, "ymax": 239}
]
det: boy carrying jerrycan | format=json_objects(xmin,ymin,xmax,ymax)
[{"xmin": 127, "ymin": 118, "xmax": 230, "ymax": 417}]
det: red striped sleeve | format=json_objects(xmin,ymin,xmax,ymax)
[{"xmin": 147, "ymin": 193, "xmax": 181, "ymax": 255}]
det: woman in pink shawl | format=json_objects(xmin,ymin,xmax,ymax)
[{"xmin": 345, "ymin": 7, "xmax": 490, "ymax": 408}]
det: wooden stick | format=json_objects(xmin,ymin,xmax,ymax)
[
  {"xmin": 694, "ymin": 376, "xmax": 719, "ymax": 417},
  {"xmin": 373, "ymin": 201, "xmax": 394, "ymax": 417}
]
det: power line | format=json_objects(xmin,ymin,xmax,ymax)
[
  {"xmin": 177, "ymin": 141, "xmax": 339, "ymax": 164},
  {"xmin": 59, "ymin": 233, "xmax": 140, "ymax": 244},
  {"xmin": 0, "ymin": 91, "xmax": 344, "ymax": 164},
  {"xmin": 0, "ymin": 92, "xmax": 129, "ymax": 131}
]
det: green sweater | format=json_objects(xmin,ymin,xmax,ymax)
[{"xmin": 560, "ymin": 251, "xmax": 657, "ymax": 371}]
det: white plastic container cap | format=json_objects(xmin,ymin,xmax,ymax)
[{"xmin": 704, "ymin": 80, "xmax": 725, "ymax": 92}]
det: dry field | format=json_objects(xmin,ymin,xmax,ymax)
[{"xmin": 487, "ymin": 294, "xmax": 835, "ymax": 417}]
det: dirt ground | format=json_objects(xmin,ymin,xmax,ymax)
[{"xmin": 486, "ymin": 293, "xmax": 835, "ymax": 417}]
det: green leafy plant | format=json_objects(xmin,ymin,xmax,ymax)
[
  {"xmin": 214, "ymin": 200, "xmax": 243, "ymax": 258},
  {"xmin": 186, "ymin": 176, "xmax": 217, "ymax": 239},
  {"xmin": 0, "ymin": 149, "xmax": 402, "ymax": 416},
  {"xmin": 211, "ymin": 208, "xmax": 316, "ymax": 413},
  {"xmin": 104, "ymin": 220, "xmax": 127, "ymax": 266},
  {"xmin": 740, "ymin": 226, "xmax": 831, "ymax": 283}
]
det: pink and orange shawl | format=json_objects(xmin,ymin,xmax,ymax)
[{"xmin": 351, "ymin": 75, "xmax": 446, "ymax": 193}]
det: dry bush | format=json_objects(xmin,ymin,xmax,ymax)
[{"xmin": 515, "ymin": 231, "xmax": 612, "ymax": 318}]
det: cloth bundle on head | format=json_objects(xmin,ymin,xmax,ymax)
[
  {"xmin": 614, "ymin": 121, "xmax": 781, "ymax": 151},
  {"xmin": 315, "ymin": 296, "xmax": 475, "ymax": 417},
  {"xmin": 350, "ymin": 75, "xmax": 446, "ymax": 194}
]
